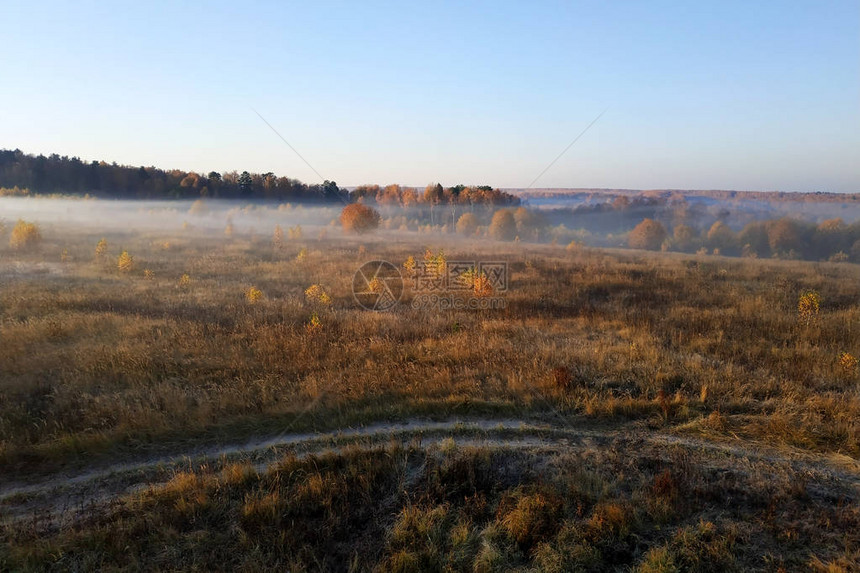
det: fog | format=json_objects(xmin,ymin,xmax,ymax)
[{"xmin": 0, "ymin": 197, "xmax": 342, "ymax": 234}]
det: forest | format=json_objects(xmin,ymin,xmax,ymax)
[{"xmin": 0, "ymin": 148, "xmax": 519, "ymax": 206}]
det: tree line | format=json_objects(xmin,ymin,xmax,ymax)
[
  {"xmin": 628, "ymin": 216, "xmax": 860, "ymax": 262},
  {"xmin": 0, "ymin": 149, "xmax": 518, "ymax": 206}
]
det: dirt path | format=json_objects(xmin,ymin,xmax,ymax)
[{"xmin": 2, "ymin": 417, "xmax": 858, "ymax": 526}]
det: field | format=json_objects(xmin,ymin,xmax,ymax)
[{"xmin": 1, "ymin": 214, "xmax": 859, "ymax": 571}]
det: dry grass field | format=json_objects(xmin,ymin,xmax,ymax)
[{"xmin": 1, "ymin": 217, "xmax": 859, "ymax": 571}]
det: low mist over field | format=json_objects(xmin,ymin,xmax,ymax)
[{"xmin": 0, "ymin": 196, "xmax": 340, "ymax": 233}]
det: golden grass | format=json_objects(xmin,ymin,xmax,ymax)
[{"xmin": 0, "ymin": 227, "xmax": 858, "ymax": 477}]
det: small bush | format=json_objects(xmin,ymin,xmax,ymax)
[
  {"xmin": 798, "ymin": 290, "xmax": 821, "ymax": 325},
  {"xmin": 306, "ymin": 312, "xmax": 322, "ymax": 334},
  {"xmin": 95, "ymin": 238, "xmax": 108, "ymax": 258},
  {"xmin": 245, "ymin": 286, "xmax": 264, "ymax": 304},
  {"xmin": 117, "ymin": 250, "xmax": 134, "ymax": 273},
  {"xmin": 272, "ymin": 225, "xmax": 284, "ymax": 249},
  {"xmin": 9, "ymin": 220, "xmax": 42, "ymax": 249},
  {"xmin": 305, "ymin": 284, "xmax": 332, "ymax": 306}
]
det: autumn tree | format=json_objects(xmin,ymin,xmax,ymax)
[
  {"xmin": 488, "ymin": 209, "xmax": 517, "ymax": 241},
  {"xmin": 339, "ymin": 203, "xmax": 381, "ymax": 234},
  {"xmin": 513, "ymin": 206, "xmax": 546, "ymax": 241},
  {"xmin": 738, "ymin": 222, "xmax": 770, "ymax": 258},
  {"xmin": 706, "ymin": 221, "xmax": 737, "ymax": 254},
  {"xmin": 767, "ymin": 218, "xmax": 805, "ymax": 256},
  {"xmin": 672, "ymin": 224, "xmax": 697, "ymax": 252},
  {"xmin": 628, "ymin": 218, "xmax": 667, "ymax": 251},
  {"xmin": 456, "ymin": 212, "xmax": 479, "ymax": 236}
]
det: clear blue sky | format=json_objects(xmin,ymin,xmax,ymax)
[{"xmin": 2, "ymin": 1, "xmax": 858, "ymax": 192}]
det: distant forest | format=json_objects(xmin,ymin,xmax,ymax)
[{"xmin": 0, "ymin": 149, "xmax": 519, "ymax": 207}]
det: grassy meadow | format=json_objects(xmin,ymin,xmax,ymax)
[{"xmin": 1, "ymin": 214, "xmax": 858, "ymax": 571}]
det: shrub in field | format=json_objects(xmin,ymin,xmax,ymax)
[
  {"xmin": 456, "ymin": 212, "xmax": 479, "ymax": 236},
  {"xmin": 296, "ymin": 247, "xmax": 308, "ymax": 262},
  {"xmin": 489, "ymin": 210, "xmax": 517, "ymax": 241},
  {"xmin": 272, "ymin": 225, "xmax": 284, "ymax": 249},
  {"xmin": 117, "ymin": 250, "xmax": 134, "ymax": 273},
  {"xmin": 367, "ymin": 277, "xmax": 383, "ymax": 293},
  {"xmin": 178, "ymin": 273, "xmax": 192, "ymax": 290},
  {"xmin": 245, "ymin": 286, "xmax": 264, "ymax": 304},
  {"xmin": 225, "ymin": 220, "xmax": 234, "ymax": 237},
  {"xmin": 460, "ymin": 267, "xmax": 493, "ymax": 297},
  {"xmin": 9, "ymin": 220, "xmax": 42, "ymax": 249},
  {"xmin": 838, "ymin": 352, "xmax": 857, "ymax": 379},
  {"xmin": 305, "ymin": 284, "xmax": 332, "ymax": 306},
  {"xmin": 60, "ymin": 249, "xmax": 69, "ymax": 262},
  {"xmin": 339, "ymin": 203, "xmax": 381, "ymax": 234},
  {"xmin": 288, "ymin": 225, "xmax": 302, "ymax": 240},
  {"xmin": 403, "ymin": 255, "xmax": 416, "ymax": 275},
  {"xmin": 305, "ymin": 312, "xmax": 322, "ymax": 334},
  {"xmin": 424, "ymin": 249, "xmax": 447, "ymax": 278},
  {"xmin": 798, "ymin": 290, "xmax": 821, "ymax": 325},
  {"xmin": 144, "ymin": 269, "xmax": 155, "ymax": 280},
  {"xmin": 629, "ymin": 219, "xmax": 667, "ymax": 251},
  {"xmin": 95, "ymin": 238, "xmax": 108, "ymax": 258}
]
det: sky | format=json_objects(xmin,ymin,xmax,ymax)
[{"xmin": 1, "ymin": 1, "xmax": 858, "ymax": 192}]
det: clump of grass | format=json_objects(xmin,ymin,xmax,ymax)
[
  {"xmin": 117, "ymin": 250, "xmax": 134, "ymax": 273},
  {"xmin": 296, "ymin": 247, "xmax": 308, "ymax": 262},
  {"xmin": 498, "ymin": 489, "xmax": 562, "ymax": 550},
  {"xmin": 551, "ymin": 366, "xmax": 572, "ymax": 391},
  {"xmin": 9, "ymin": 219, "xmax": 41, "ymax": 249}
]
